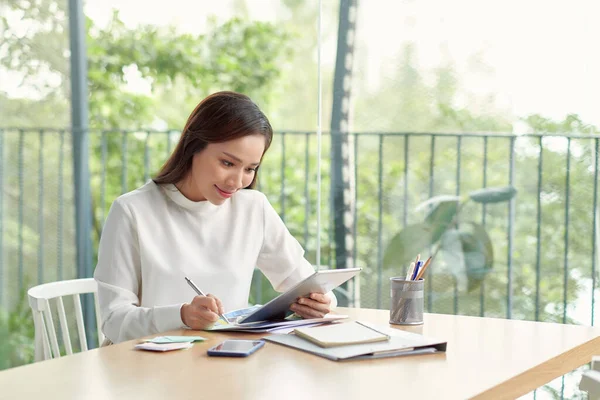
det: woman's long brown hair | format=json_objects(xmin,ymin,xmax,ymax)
[{"xmin": 153, "ymin": 91, "xmax": 273, "ymax": 189}]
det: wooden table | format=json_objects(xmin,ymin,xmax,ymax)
[{"xmin": 2, "ymin": 307, "xmax": 600, "ymax": 400}]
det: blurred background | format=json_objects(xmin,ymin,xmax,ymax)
[{"xmin": 1, "ymin": 0, "xmax": 599, "ymax": 398}]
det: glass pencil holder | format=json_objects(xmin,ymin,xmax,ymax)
[{"xmin": 389, "ymin": 277, "xmax": 424, "ymax": 325}]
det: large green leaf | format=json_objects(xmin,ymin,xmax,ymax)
[
  {"xmin": 437, "ymin": 222, "xmax": 493, "ymax": 292},
  {"xmin": 438, "ymin": 228, "xmax": 465, "ymax": 277},
  {"xmin": 419, "ymin": 195, "xmax": 461, "ymax": 243},
  {"xmin": 469, "ymin": 186, "xmax": 517, "ymax": 204},
  {"xmin": 459, "ymin": 222, "xmax": 493, "ymax": 291},
  {"xmin": 383, "ymin": 223, "xmax": 435, "ymax": 272}
]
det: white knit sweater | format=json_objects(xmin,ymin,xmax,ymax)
[{"xmin": 94, "ymin": 181, "xmax": 334, "ymax": 343}]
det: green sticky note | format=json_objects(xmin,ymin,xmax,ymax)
[{"xmin": 149, "ymin": 336, "xmax": 206, "ymax": 344}]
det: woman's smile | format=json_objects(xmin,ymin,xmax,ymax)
[{"xmin": 215, "ymin": 185, "xmax": 235, "ymax": 198}]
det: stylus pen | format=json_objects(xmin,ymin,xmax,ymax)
[{"xmin": 184, "ymin": 277, "xmax": 231, "ymax": 324}]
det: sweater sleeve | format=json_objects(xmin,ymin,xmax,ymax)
[
  {"xmin": 256, "ymin": 194, "xmax": 338, "ymax": 308},
  {"xmin": 94, "ymin": 199, "xmax": 186, "ymax": 344}
]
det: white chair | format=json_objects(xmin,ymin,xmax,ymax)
[{"xmin": 27, "ymin": 278, "xmax": 104, "ymax": 361}]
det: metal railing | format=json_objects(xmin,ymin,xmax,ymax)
[{"xmin": 0, "ymin": 128, "xmax": 598, "ymax": 329}]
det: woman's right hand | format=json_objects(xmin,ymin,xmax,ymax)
[{"xmin": 180, "ymin": 294, "xmax": 225, "ymax": 330}]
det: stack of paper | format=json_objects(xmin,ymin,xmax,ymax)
[
  {"xmin": 144, "ymin": 336, "xmax": 206, "ymax": 344},
  {"xmin": 134, "ymin": 335, "xmax": 206, "ymax": 352},
  {"xmin": 219, "ymin": 305, "xmax": 262, "ymax": 324},
  {"xmin": 208, "ymin": 314, "xmax": 348, "ymax": 333},
  {"xmin": 265, "ymin": 321, "xmax": 446, "ymax": 361},
  {"xmin": 134, "ymin": 342, "xmax": 193, "ymax": 352}
]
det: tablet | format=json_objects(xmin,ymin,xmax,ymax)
[{"xmin": 237, "ymin": 267, "xmax": 361, "ymax": 324}]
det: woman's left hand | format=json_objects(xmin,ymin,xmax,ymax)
[{"xmin": 290, "ymin": 293, "xmax": 331, "ymax": 319}]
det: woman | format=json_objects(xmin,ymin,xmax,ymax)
[{"xmin": 94, "ymin": 91, "xmax": 336, "ymax": 344}]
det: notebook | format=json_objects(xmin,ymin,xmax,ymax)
[{"xmin": 293, "ymin": 321, "xmax": 390, "ymax": 348}]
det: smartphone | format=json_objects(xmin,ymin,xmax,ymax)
[{"xmin": 207, "ymin": 339, "xmax": 265, "ymax": 357}]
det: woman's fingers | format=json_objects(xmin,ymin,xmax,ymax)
[
  {"xmin": 181, "ymin": 304, "xmax": 214, "ymax": 329},
  {"xmin": 298, "ymin": 295, "xmax": 331, "ymax": 313},
  {"xmin": 207, "ymin": 294, "xmax": 224, "ymax": 315},
  {"xmin": 182, "ymin": 295, "xmax": 226, "ymax": 329},
  {"xmin": 299, "ymin": 298, "xmax": 330, "ymax": 313},
  {"xmin": 290, "ymin": 303, "xmax": 326, "ymax": 319},
  {"xmin": 289, "ymin": 293, "xmax": 332, "ymax": 319},
  {"xmin": 184, "ymin": 306, "xmax": 219, "ymax": 329},
  {"xmin": 308, "ymin": 292, "xmax": 330, "ymax": 305},
  {"xmin": 192, "ymin": 295, "xmax": 219, "ymax": 313},
  {"xmin": 195, "ymin": 307, "xmax": 220, "ymax": 322}
]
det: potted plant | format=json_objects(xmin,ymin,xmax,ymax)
[{"xmin": 383, "ymin": 186, "xmax": 517, "ymax": 291}]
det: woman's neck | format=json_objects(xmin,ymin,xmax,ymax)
[{"xmin": 175, "ymin": 175, "xmax": 206, "ymax": 202}]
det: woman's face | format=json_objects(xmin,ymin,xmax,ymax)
[{"xmin": 181, "ymin": 134, "xmax": 266, "ymax": 205}]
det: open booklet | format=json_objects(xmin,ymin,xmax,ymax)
[
  {"xmin": 265, "ymin": 321, "xmax": 447, "ymax": 361},
  {"xmin": 205, "ymin": 305, "xmax": 347, "ymax": 333}
]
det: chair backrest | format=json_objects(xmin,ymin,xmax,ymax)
[{"xmin": 27, "ymin": 278, "xmax": 104, "ymax": 361}]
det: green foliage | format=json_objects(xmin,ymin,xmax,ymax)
[
  {"xmin": 353, "ymin": 42, "xmax": 514, "ymax": 133},
  {"xmin": 0, "ymin": 291, "xmax": 35, "ymax": 370},
  {"xmin": 86, "ymin": 12, "xmax": 293, "ymax": 129},
  {"xmin": 383, "ymin": 187, "xmax": 515, "ymax": 292},
  {"xmin": 203, "ymin": 17, "xmax": 294, "ymax": 100},
  {"xmin": 452, "ymin": 222, "xmax": 494, "ymax": 291},
  {"xmin": 469, "ymin": 186, "xmax": 518, "ymax": 204},
  {"xmin": 523, "ymin": 114, "xmax": 594, "ymax": 134},
  {"xmin": 423, "ymin": 195, "xmax": 461, "ymax": 242},
  {"xmin": 382, "ymin": 223, "xmax": 434, "ymax": 271}
]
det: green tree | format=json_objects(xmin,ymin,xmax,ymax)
[{"xmin": 237, "ymin": 0, "xmax": 339, "ymax": 131}]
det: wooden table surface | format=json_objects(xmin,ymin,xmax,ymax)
[{"xmin": 2, "ymin": 307, "xmax": 600, "ymax": 400}]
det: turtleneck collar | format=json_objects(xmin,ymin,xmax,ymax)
[{"xmin": 159, "ymin": 183, "xmax": 223, "ymax": 214}]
